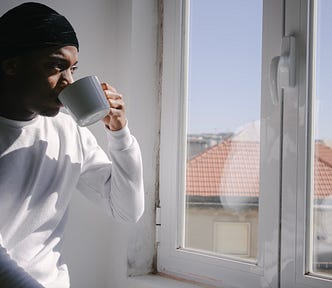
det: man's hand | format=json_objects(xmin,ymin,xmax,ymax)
[{"xmin": 101, "ymin": 83, "xmax": 127, "ymax": 131}]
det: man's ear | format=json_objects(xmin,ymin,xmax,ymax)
[{"xmin": 1, "ymin": 57, "xmax": 19, "ymax": 76}]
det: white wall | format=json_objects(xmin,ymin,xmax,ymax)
[{"xmin": 0, "ymin": 1, "xmax": 159, "ymax": 287}]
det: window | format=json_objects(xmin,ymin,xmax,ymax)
[
  {"xmin": 185, "ymin": 0, "xmax": 262, "ymax": 261},
  {"xmin": 310, "ymin": 0, "xmax": 332, "ymax": 277},
  {"xmin": 158, "ymin": 0, "xmax": 332, "ymax": 287}
]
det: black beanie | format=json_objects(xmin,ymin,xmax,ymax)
[{"xmin": 0, "ymin": 2, "xmax": 79, "ymax": 60}]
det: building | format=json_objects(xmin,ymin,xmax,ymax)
[{"xmin": 185, "ymin": 138, "xmax": 332, "ymax": 269}]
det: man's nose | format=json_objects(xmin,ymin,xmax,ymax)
[{"xmin": 61, "ymin": 69, "xmax": 74, "ymax": 85}]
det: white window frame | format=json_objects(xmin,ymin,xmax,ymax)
[
  {"xmin": 158, "ymin": 0, "xmax": 284, "ymax": 287},
  {"xmin": 159, "ymin": 0, "xmax": 332, "ymax": 287},
  {"xmin": 280, "ymin": 0, "xmax": 332, "ymax": 287}
]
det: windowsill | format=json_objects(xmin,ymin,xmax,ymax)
[{"xmin": 127, "ymin": 273, "xmax": 214, "ymax": 288}]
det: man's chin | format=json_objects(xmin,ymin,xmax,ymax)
[{"xmin": 39, "ymin": 108, "xmax": 61, "ymax": 117}]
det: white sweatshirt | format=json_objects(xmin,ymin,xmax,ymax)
[{"xmin": 0, "ymin": 112, "xmax": 144, "ymax": 287}]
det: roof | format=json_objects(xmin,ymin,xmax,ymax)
[
  {"xmin": 315, "ymin": 142, "xmax": 332, "ymax": 199},
  {"xmin": 186, "ymin": 140, "xmax": 332, "ymax": 200}
]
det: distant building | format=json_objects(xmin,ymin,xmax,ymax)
[
  {"xmin": 185, "ymin": 137, "xmax": 332, "ymax": 269},
  {"xmin": 187, "ymin": 132, "xmax": 233, "ymax": 159}
]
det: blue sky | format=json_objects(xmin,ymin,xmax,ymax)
[
  {"xmin": 187, "ymin": 0, "xmax": 262, "ymax": 134},
  {"xmin": 188, "ymin": 0, "xmax": 332, "ymax": 140},
  {"xmin": 316, "ymin": 0, "xmax": 332, "ymax": 140}
]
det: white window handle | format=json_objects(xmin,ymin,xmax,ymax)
[{"xmin": 269, "ymin": 36, "xmax": 296, "ymax": 104}]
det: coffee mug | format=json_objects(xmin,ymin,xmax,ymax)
[{"xmin": 58, "ymin": 75, "xmax": 110, "ymax": 126}]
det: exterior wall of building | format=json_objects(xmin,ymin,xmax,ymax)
[
  {"xmin": 314, "ymin": 208, "xmax": 332, "ymax": 269},
  {"xmin": 185, "ymin": 206, "xmax": 259, "ymax": 259},
  {"xmin": 186, "ymin": 206, "xmax": 332, "ymax": 270}
]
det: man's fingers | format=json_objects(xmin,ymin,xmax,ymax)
[
  {"xmin": 104, "ymin": 89, "xmax": 122, "ymax": 100},
  {"xmin": 101, "ymin": 82, "xmax": 117, "ymax": 93},
  {"xmin": 100, "ymin": 82, "xmax": 127, "ymax": 131},
  {"xmin": 109, "ymin": 108, "xmax": 123, "ymax": 117},
  {"xmin": 107, "ymin": 99, "xmax": 124, "ymax": 110}
]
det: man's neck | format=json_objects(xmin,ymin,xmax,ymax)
[
  {"xmin": 0, "ymin": 109, "xmax": 37, "ymax": 121},
  {"xmin": 0, "ymin": 91, "xmax": 36, "ymax": 121}
]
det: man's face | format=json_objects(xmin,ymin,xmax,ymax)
[{"xmin": 14, "ymin": 45, "xmax": 78, "ymax": 117}]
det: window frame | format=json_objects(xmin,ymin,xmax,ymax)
[
  {"xmin": 157, "ymin": 0, "xmax": 284, "ymax": 287},
  {"xmin": 280, "ymin": 0, "xmax": 332, "ymax": 287}
]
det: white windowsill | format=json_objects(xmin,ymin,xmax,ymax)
[{"xmin": 127, "ymin": 274, "xmax": 213, "ymax": 288}]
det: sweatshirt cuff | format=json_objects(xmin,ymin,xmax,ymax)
[{"xmin": 105, "ymin": 123, "xmax": 133, "ymax": 151}]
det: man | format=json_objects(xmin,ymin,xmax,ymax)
[{"xmin": 0, "ymin": 2, "xmax": 144, "ymax": 287}]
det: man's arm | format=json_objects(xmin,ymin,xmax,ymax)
[
  {"xmin": 76, "ymin": 83, "xmax": 144, "ymax": 222},
  {"xmin": 106, "ymin": 126, "xmax": 144, "ymax": 222},
  {"xmin": 76, "ymin": 124, "xmax": 144, "ymax": 222},
  {"xmin": 0, "ymin": 245, "xmax": 44, "ymax": 288}
]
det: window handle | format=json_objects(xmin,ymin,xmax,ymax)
[{"xmin": 269, "ymin": 36, "xmax": 296, "ymax": 105}]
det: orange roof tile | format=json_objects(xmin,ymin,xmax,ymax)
[
  {"xmin": 315, "ymin": 142, "xmax": 332, "ymax": 199},
  {"xmin": 186, "ymin": 140, "xmax": 332, "ymax": 200}
]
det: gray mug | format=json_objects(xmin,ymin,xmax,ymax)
[{"xmin": 58, "ymin": 76, "xmax": 110, "ymax": 126}]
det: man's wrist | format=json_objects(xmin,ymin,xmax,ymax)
[{"xmin": 106, "ymin": 122, "xmax": 133, "ymax": 151}]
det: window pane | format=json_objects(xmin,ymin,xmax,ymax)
[
  {"xmin": 185, "ymin": 0, "xmax": 262, "ymax": 261},
  {"xmin": 311, "ymin": 0, "xmax": 332, "ymax": 277}
]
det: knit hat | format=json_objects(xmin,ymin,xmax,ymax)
[{"xmin": 0, "ymin": 2, "xmax": 79, "ymax": 60}]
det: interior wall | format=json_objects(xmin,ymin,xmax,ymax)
[{"xmin": 0, "ymin": 1, "xmax": 159, "ymax": 287}]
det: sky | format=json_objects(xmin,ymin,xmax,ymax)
[
  {"xmin": 316, "ymin": 0, "xmax": 332, "ymax": 140},
  {"xmin": 187, "ymin": 0, "xmax": 262, "ymax": 134},
  {"xmin": 187, "ymin": 0, "xmax": 332, "ymax": 140}
]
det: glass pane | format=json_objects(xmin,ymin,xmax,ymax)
[
  {"xmin": 311, "ymin": 0, "xmax": 332, "ymax": 277},
  {"xmin": 184, "ymin": 0, "xmax": 262, "ymax": 261}
]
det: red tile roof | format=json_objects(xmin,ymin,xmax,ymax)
[{"xmin": 186, "ymin": 140, "xmax": 332, "ymax": 199}]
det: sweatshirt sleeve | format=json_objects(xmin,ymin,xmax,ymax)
[
  {"xmin": 0, "ymin": 245, "xmax": 44, "ymax": 288},
  {"xmin": 76, "ymin": 124, "xmax": 144, "ymax": 223}
]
